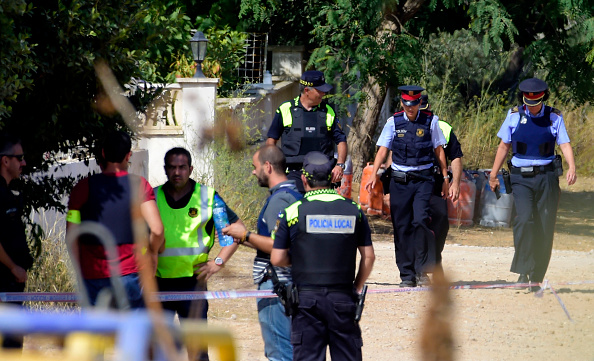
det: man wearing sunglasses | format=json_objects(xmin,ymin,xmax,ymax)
[{"xmin": 0, "ymin": 132, "xmax": 33, "ymax": 349}]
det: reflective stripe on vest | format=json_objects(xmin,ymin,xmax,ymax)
[
  {"xmin": 279, "ymin": 97, "xmax": 335, "ymax": 131},
  {"xmin": 438, "ymin": 120, "xmax": 452, "ymax": 144},
  {"xmin": 155, "ymin": 183, "xmax": 215, "ymax": 278}
]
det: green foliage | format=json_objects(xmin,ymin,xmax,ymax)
[
  {"xmin": 0, "ymin": 1, "xmax": 193, "ymax": 246},
  {"xmin": 0, "ymin": 0, "xmax": 36, "ymax": 119},
  {"xmin": 309, "ymin": 0, "xmax": 423, "ymax": 117},
  {"xmin": 198, "ymin": 24, "xmax": 249, "ymax": 97},
  {"xmin": 467, "ymin": 0, "xmax": 518, "ymax": 52}
]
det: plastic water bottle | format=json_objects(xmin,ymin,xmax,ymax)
[
  {"xmin": 213, "ymin": 194, "xmax": 234, "ymax": 247},
  {"xmin": 263, "ymin": 70, "xmax": 272, "ymax": 85}
]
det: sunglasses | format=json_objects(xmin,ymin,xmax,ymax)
[{"xmin": 1, "ymin": 154, "xmax": 25, "ymax": 162}]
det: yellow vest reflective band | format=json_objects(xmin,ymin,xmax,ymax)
[
  {"xmin": 155, "ymin": 183, "xmax": 215, "ymax": 278},
  {"xmin": 438, "ymin": 120, "xmax": 452, "ymax": 144},
  {"xmin": 279, "ymin": 97, "xmax": 335, "ymax": 131}
]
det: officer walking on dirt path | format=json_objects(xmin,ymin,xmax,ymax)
[{"xmin": 489, "ymin": 78, "xmax": 577, "ymax": 290}]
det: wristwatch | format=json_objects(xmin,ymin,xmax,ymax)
[
  {"xmin": 214, "ymin": 257, "xmax": 224, "ymax": 266},
  {"xmin": 337, "ymin": 163, "xmax": 346, "ymax": 170}
]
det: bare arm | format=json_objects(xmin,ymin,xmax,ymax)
[
  {"xmin": 489, "ymin": 141, "xmax": 511, "ymax": 191},
  {"xmin": 450, "ymin": 157, "xmax": 463, "ymax": 202},
  {"xmin": 559, "ymin": 142, "xmax": 577, "ymax": 186},
  {"xmin": 196, "ymin": 219, "xmax": 244, "ymax": 282},
  {"xmin": 331, "ymin": 141, "xmax": 349, "ymax": 183},
  {"xmin": 270, "ymin": 248, "xmax": 290, "ymax": 267},
  {"xmin": 364, "ymin": 146, "xmax": 389, "ymax": 193},
  {"xmin": 354, "ymin": 245, "xmax": 375, "ymax": 293},
  {"xmin": 223, "ymin": 223, "xmax": 274, "ymax": 253},
  {"xmin": 266, "ymin": 138, "xmax": 278, "ymax": 146},
  {"xmin": 140, "ymin": 200, "xmax": 165, "ymax": 254},
  {"xmin": 434, "ymin": 146, "xmax": 450, "ymax": 199}
]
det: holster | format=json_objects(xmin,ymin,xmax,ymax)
[
  {"xmin": 392, "ymin": 170, "xmax": 408, "ymax": 184},
  {"xmin": 266, "ymin": 264, "xmax": 299, "ymax": 316},
  {"xmin": 553, "ymin": 154, "xmax": 563, "ymax": 177},
  {"xmin": 502, "ymin": 167, "xmax": 512, "ymax": 194}
]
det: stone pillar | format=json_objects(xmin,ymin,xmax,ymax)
[{"xmin": 173, "ymin": 77, "xmax": 219, "ymax": 184}]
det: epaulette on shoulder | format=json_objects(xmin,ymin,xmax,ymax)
[
  {"xmin": 510, "ymin": 106, "xmax": 519, "ymax": 113},
  {"xmin": 421, "ymin": 110, "xmax": 433, "ymax": 116},
  {"xmin": 550, "ymin": 107, "xmax": 561, "ymax": 116},
  {"xmin": 394, "ymin": 110, "xmax": 405, "ymax": 116}
]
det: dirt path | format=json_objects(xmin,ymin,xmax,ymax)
[{"xmin": 205, "ymin": 178, "xmax": 594, "ymax": 361}]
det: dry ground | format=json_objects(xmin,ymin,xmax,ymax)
[
  {"xmin": 204, "ymin": 177, "xmax": 594, "ymax": 361},
  {"xmin": 21, "ymin": 178, "xmax": 594, "ymax": 360}
]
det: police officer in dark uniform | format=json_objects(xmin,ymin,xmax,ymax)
[
  {"xmin": 271, "ymin": 151, "xmax": 375, "ymax": 361},
  {"xmin": 366, "ymin": 86, "xmax": 449, "ymax": 287},
  {"xmin": 0, "ymin": 133, "xmax": 33, "ymax": 349},
  {"xmin": 490, "ymin": 78, "xmax": 577, "ymax": 290},
  {"xmin": 420, "ymin": 95, "xmax": 464, "ymax": 274},
  {"xmin": 266, "ymin": 70, "xmax": 348, "ymax": 193}
]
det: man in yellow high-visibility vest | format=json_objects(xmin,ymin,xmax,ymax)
[{"xmin": 154, "ymin": 147, "xmax": 242, "ymax": 361}]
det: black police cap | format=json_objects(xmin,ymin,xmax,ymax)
[
  {"xmin": 300, "ymin": 70, "xmax": 333, "ymax": 93},
  {"xmin": 302, "ymin": 151, "xmax": 333, "ymax": 181},
  {"xmin": 398, "ymin": 85, "xmax": 425, "ymax": 106},
  {"xmin": 518, "ymin": 78, "xmax": 549, "ymax": 106}
]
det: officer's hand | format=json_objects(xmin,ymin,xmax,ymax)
[
  {"xmin": 449, "ymin": 181, "xmax": 460, "ymax": 202},
  {"xmin": 11, "ymin": 265, "xmax": 27, "ymax": 283},
  {"xmin": 441, "ymin": 179, "xmax": 450, "ymax": 200},
  {"xmin": 331, "ymin": 165, "xmax": 343, "ymax": 183},
  {"xmin": 566, "ymin": 168, "xmax": 577, "ymax": 186},
  {"xmin": 364, "ymin": 179, "xmax": 376, "ymax": 193},
  {"xmin": 195, "ymin": 260, "xmax": 222, "ymax": 282},
  {"xmin": 223, "ymin": 223, "xmax": 246, "ymax": 240},
  {"xmin": 489, "ymin": 176, "xmax": 500, "ymax": 193}
]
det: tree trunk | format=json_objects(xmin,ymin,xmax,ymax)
[
  {"xmin": 348, "ymin": 0, "xmax": 427, "ymax": 183},
  {"xmin": 348, "ymin": 78, "xmax": 387, "ymax": 183}
]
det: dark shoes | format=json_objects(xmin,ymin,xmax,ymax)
[
  {"xmin": 517, "ymin": 274, "xmax": 529, "ymax": 284},
  {"xmin": 399, "ymin": 280, "xmax": 417, "ymax": 288},
  {"xmin": 416, "ymin": 273, "xmax": 431, "ymax": 287}
]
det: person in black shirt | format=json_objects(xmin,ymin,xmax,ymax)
[{"xmin": 0, "ymin": 132, "xmax": 33, "ymax": 349}]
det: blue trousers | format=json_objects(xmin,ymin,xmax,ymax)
[
  {"xmin": 83, "ymin": 272, "xmax": 144, "ymax": 309},
  {"xmin": 257, "ymin": 279, "xmax": 293, "ymax": 361},
  {"xmin": 291, "ymin": 289, "xmax": 362, "ymax": 361}
]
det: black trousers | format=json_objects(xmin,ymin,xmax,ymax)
[
  {"xmin": 0, "ymin": 280, "xmax": 26, "ymax": 348},
  {"xmin": 510, "ymin": 171, "xmax": 560, "ymax": 282},
  {"xmin": 389, "ymin": 177, "xmax": 435, "ymax": 282},
  {"xmin": 156, "ymin": 277, "xmax": 209, "ymax": 361},
  {"xmin": 291, "ymin": 289, "xmax": 362, "ymax": 361},
  {"xmin": 428, "ymin": 194, "xmax": 449, "ymax": 269},
  {"xmin": 287, "ymin": 169, "xmax": 306, "ymax": 194}
]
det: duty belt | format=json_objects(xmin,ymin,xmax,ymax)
[
  {"xmin": 297, "ymin": 285, "xmax": 354, "ymax": 293},
  {"xmin": 510, "ymin": 163, "xmax": 555, "ymax": 176},
  {"xmin": 390, "ymin": 168, "xmax": 434, "ymax": 182}
]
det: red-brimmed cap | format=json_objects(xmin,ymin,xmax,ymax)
[{"xmin": 398, "ymin": 85, "xmax": 425, "ymax": 106}]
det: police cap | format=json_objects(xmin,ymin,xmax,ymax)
[
  {"xmin": 398, "ymin": 85, "xmax": 425, "ymax": 106},
  {"xmin": 518, "ymin": 78, "xmax": 549, "ymax": 106},
  {"xmin": 302, "ymin": 151, "xmax": 333, "ymax": 181},
  {"xmin": 420, "ymin": 94, "xmax": 429, "ymax": 111},
  {"xmin": 300, "ymin": 70, "xmax": 333, "ymax": 93}
]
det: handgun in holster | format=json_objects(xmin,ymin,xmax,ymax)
[
  {"xmin": 553, "ymin": 154, "xmax": 564, "ymax": 177},
  {"xmin": 354, "ymin": 284, "xmax": 368, "ymax": 324},
  {"xmin": 503, "ymin": 160, "xmax": 513, "ymax": 194},
  {"xmin": 266, "ymin": 264, "xmax": 299, "ymax": 316}
]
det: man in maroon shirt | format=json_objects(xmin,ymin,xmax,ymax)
[{"xmin": 66, "ymin": 131, "xmax": 164, "ymax": 308}]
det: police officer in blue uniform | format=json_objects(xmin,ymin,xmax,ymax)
[
  {"xmin": 366, "ymin": 86, "xmax": 449, "ymax": 287},
  {"xmin": 489, "ymin": 78, "xmax": 577, "ymax": 290},
  {"xmin": 271, "ymin": 151, "xmax": 375, "ymax": 361},
  {"xmin": 420, "ymin": 96, "xmax": 464, "ymax": 274},
  {"xmin": 266, "ymin": 70, "xmax": 348, "ymax": 193}
]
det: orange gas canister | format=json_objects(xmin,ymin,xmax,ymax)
[
  {"xmin": 359, "ymin": 163, "xmax": 384, "ymax": 216},
  {"xmin": 447, "ymin": 177, "xmax": 476, "ymax": 226}
]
